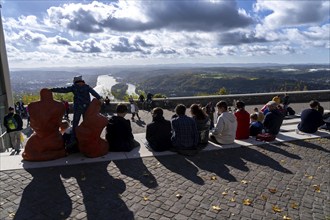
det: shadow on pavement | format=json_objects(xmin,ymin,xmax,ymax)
[
  {"xmin": 293, "ymin": 138, "xmax": 330, "ymax": 153},
  {"xmin": 16, "ymin": 162, "xmax": 134, "ymax": 220},
  {"xmin": 15, "ymin": 167, "xmax": 72, "ymax": 220},
  {"xmin": 155, "ymin": 155, "xmax": 205, "ymax": 185},
  {"xmin": 260, "ymin": 143, "xmax": 302, "ymax": 159},
  {"xmin": 113, "ymin": 159, "xmax": 158, "ymax": 189}
]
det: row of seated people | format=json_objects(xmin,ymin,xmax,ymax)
[{"xmin": 100, "ymin": 100, "xmax": 284, "ymax": 156}]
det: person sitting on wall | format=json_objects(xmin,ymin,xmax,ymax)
[
  {"xmin": 106, "ymin": 103, "xmax": 139, "ymax": 152},
  {"xmin": 104, "ymin": 96, "xmax": 111, "ymax": 105},
  {"xmin": 263, "ymin": 101, "xmax": 284, "ymax": 136},
  {"xmin": 209, "ymin": 101, "xmax": 237, "ymax": 145},
  {"xmin": 146, "ymin": 107, "xmax": 172, "ymax": 152},
  {"xmin": 171, "ymin": 104, "xmax": 199, "ymax": 155},
  {"xmin": 297, "ymin": 100, "xmax": 325, "ymax": 134},
  {"xmin": 249, "ymin": 113, "xmax": 263, "ymax": 137},
  {"xmin": 190, "ymin": 104, "xmax": 210, "ymax": 149},
  {"xmin": 234, "ymin": 101, "xmax": 250, "ymax": 140},
  {"xmin": 253, "ymin": 107, "xmax": 264, "ymax": 122}
]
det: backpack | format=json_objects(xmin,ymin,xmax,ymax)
[{"xmin": 7, "ymin": 115, "xmax": 18, "ymax": 130}]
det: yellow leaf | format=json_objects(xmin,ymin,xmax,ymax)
[
  {"xmin": 8, "ymin": 213, "xmax": 15, "ymax": 218},
  {"xmin": 243, "ymin": 199, "xmax": 252, "ymax": 206},
  {"xmin": 230, "ymin": 198, "xmax": 236, "ymax": 202},
  {"xmin": 211, "ymin": 176, "xmax": 217, "ymax": 180},
  {"xmin": 290, "ymin": 202, "xmax": 299, "ymax": 209},
  {"xmin": 280, "ymin": 160, "xmax": 285, "ymax": 163},
  {"xmin": 176, "ymin": 194, "xmax": 182, "ymax": 199},
  {"xmin": 313, "ymin": 185, "xmax": 321, "ymax": 193},
  {"xmin": 307, "ymin": 176, "xmax": 313, "ymax": 180},
  {"xmin": 268, "ymin": 188, "xmax": 277, "ymax": 193},
  {"xmin": 272, "ymin": 205, "xmax": 282, "ymax": 213},
  {"xmin": 283, "ymin": 215, "xmax": 292, "ymax": 220},
  {"xmin": 222, "ymin": 192, "xmax": 228, "ymax": 196},
  {"xmin": 212, "ymin": 205, "xmax": 221, "ymax": 211},
  {"xmin": 143, "ymin": 196, "xmax": 149, "ymax": 201},
  {"xmin": 261, "ymin": 195, "xmax": 268, "ymax": 201},
  {"xmin": 241, "ymin": 180, "xmax": 248, "ymax": 184}
]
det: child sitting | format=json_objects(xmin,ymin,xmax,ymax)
[{"xmin": 249, "ymin": 113, "xmax": 263, "ymax": 136}]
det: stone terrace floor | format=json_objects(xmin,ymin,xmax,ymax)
[{"xmin": 0, "ymin": 102, "xmax": 330, "ymax": 220}]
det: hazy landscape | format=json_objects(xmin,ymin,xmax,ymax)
[{"xmin": 10, "ymin": 64, "xmax": 330, "ymax": 99}]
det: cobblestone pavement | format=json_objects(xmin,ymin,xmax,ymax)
[{"xmin": 1, "ymin": 137, "xmax": 329, "ymax": 220}]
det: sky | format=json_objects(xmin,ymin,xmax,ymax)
[{"xmin": 1, "ymin": 0, "xmax": 330, "ymax": 69}]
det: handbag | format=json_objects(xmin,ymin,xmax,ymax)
[{"xmin": 256, "ymin": 133, "xmax": 276, "ymax": 142}]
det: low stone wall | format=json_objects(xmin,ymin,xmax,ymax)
[{"xmin": 104, "ymin": 90, "xmax": 329, "ymax": 111}]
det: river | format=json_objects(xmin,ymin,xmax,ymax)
[{"xmin": 93, "ymin": 75, "xmax": 137, "ymax": 100}]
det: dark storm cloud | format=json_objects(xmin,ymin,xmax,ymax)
[
  {"xmin": 48, "ymin": 0, "xmax": 254, "ymax": 33},
  {"xmin": 218, "ymin": 32, "xmax": 268, "ymax": 45}
]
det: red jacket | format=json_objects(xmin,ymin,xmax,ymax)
[{"xmin": 234, "ymin": 110, "xmax": 250, "ymax": 139}]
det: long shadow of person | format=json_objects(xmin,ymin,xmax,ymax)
[
  {"xmin": 294, "ymin": 138, "xmax": 330, "ymax": 153},
  {"xmin": 113, "ymin": 158, "xmax": 158, "ymax": 189},
  {"xmin": 61, "ymin": 161, "xmax": 134, "ymax": 220},
  {"xmin": 187, "ymin": 150, "xmax": 243, "ymax": 182},
  {"xmin": 239, "ymin": 147, "xmax": 293, "ymax": 174},
  {"xmin": 259, "ymin": 143, "xmax": 302, "ymax": 159},
  {"xmin": 14, "ymin": 167, "xmax": 72, "ymax": 220},
  {"xmin": 155, "ymin": 154, "xmax": 205, "ymax": 185}
]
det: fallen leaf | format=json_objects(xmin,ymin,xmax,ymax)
[
  {"xmin": 230, "ymin": 198, "xmax": 236, "ymax": 202},
  {"xmin": 143, "ymin": 172, "xmax": 150, "ymax": 177},
  {"xmin": 283, "ymin": 215, "xmax": 292, "ymax": 220},
  {"xmin": 312, "ymin": 185, "xmax": 321, "ymax": 193},
  {"xmin": 212, "ymin": 205, "xmax": 221, "ymax": 211},
  {"xmin": 307, "ymin": 176, "xmax": 313, "ymax": 180},
  {"xmin": 211, "ymin": 176, "xmax": 217, "ymax": 180},
  {"xmin": 233, "ymin": 191, "xmax": 238, "ymax": 195},
  {"xmin": 241, "ymin": 180, "xmax": 248, "ymax": 184},
  {"xmin": 143, "ymin": 196, "xmax": 149, "ymax": 201},
  {"xmin": 176, "ymin": 194, "xmax": 182, "ymax": 199},
  {"xmin": 268, "ymin": 188, "xmax": 277, "ymax": 193},
  {"xmin": 0, "ymin": 202, "xmax": 4, "ymax": 205},
  {"xmin": 243, "ymin": 199, "xmax": 252, "ymax": 206},
  {"xmin": 280, "ymin": 160, "xmax": 285, "ymax": 163},
  {"xmin": 290, "ymin": 202, "xmax": 299, "ymax": 209},
  {"xmin": 272, "ymin": 205, "xmax": 282, "ymax": 213},
  {"xmin": 222, "ymin": 192, "xmax": 228, "ymax": 196},
  {"xmin": 261, "ymin": 195, "xmax": 268, "ymax": 201},
  {"xmin": 8, "ymin": 213, "xmax": 15, "ymax": 218}
]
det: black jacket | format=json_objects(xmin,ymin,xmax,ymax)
[
  {"xmin": 263, "ymin": 110, "xmax": 283, "ymax": 135},
  {"xmin": 106, "ymin": 116, "xmax": 135, "ymax": 152},
  {"xmin": 298, "ymin": 109, "xmax": 324, "ymax": 133},
  {"xmin": 146, "ymin": 116, "xmax": 172, "ymax": 151},
  {"xmin": 3, "ymin": 113, "xmax": 23, "ymax": 133}
]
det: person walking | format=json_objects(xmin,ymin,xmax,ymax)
[{"xmin": 3, "ymin": 107, "xmax": 23, "ymax": 154}]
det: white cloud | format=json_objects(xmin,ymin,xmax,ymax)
[{"xmin": 254, "ymin": 0, "xmax": 330, "ymax": 29}]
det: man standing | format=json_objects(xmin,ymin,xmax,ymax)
[
  {"xmin": 298, "ymin": 100, "xmax": 324, "ymax": 133},
  {"xmin": 209, "ymin": 101, "xmax": 237, "ymax": 144},
  {"xmin": 3, "ymin": 107, "xmax": 23, "ymax": 154}
]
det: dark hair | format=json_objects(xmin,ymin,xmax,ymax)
[
  {"xmin": 152, "ymin": 107, "xmax": 163, "ymax": 117},
  {"xmin": 254, "ymin": 107, "xmax": 259, "ymax": 112},
  {"xmin": 8, "ymin": 107, "xmax": 14, "ymax": 111},
  {"xmin": 309, "ymin": 100, "xmax": 319, "ymax": 109},
  {"xmin": 236, "ymin": 101, "xmax": 245, "ymax": 109},
  {"xmin": 190, "ymin": 104, "xmax": 207, "ymax": 120},
  {"xmin": 175, "ymin": 104, "xmax": 186, "ymax": 116},
  {"xmin": 216, "ymin": 101, "xmax": 228, "ymax": 110},
  {"xmin": 116, "ymin": 103, "xmax": 128, "ymax": 113}
]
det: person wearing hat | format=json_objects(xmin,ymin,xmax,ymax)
[
  {"xmin": 50, "ymin": 75, "xmax": 102, "ymax": 145},
  {"xmin": 263, "ymin": 101, "xmax": 284, "ymax": 136},
  {"xmin": 3, "ymin": 107, "xmax": 23, "ymax": 154}
]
